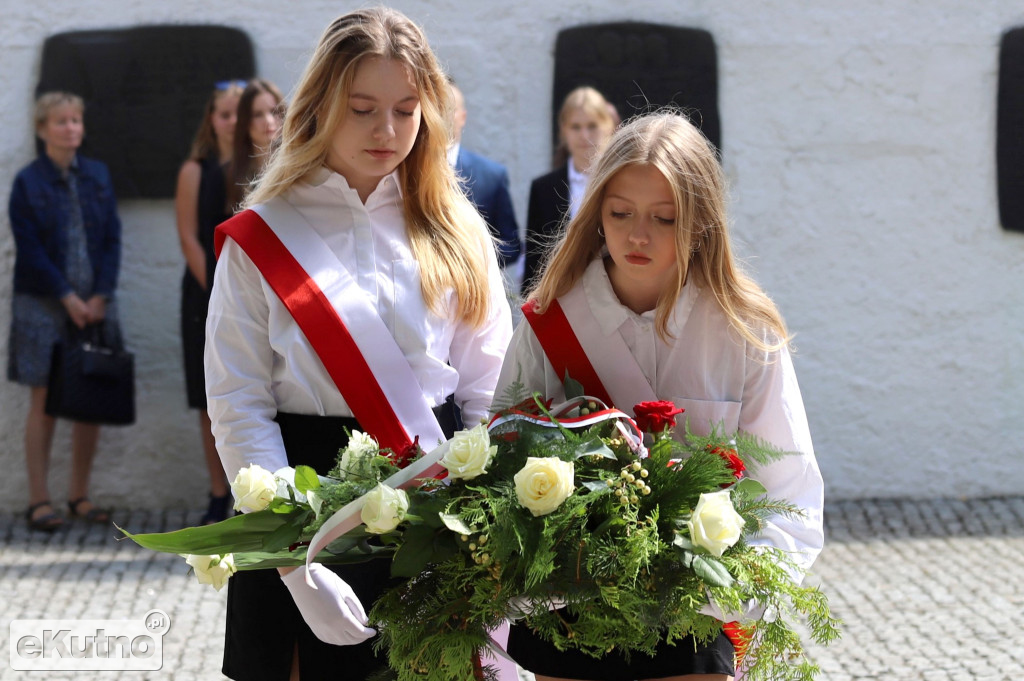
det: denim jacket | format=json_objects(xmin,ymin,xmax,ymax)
[{"xmin": 8, "ymin": 153, "xmax": 121, "ymax": 299}]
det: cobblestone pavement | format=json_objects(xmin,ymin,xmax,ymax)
[
  {"xmin": 2, "ymin": 497, "xmax": 1022, "ymax": 680},
  {"xmin": 803, "ymin": 497, "xmax": 1024, "ymax": 681}
]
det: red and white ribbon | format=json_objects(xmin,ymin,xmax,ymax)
[
  {"xmin": 488, "ymin": 395, "xmax": 646, "ymax": 456},
  {"xmin": 305, "ymin": 395, "xmax": 645, "ymax": 584}
]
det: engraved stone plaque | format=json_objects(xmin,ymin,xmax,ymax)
[
  {"xmin": 36, "ymin": 25, "xmax": 255, "ymax": 198},
  {"xmin": 998, "ymin": 27, "xmax": 1024, "ymax": 232},
  {"xmin": 553, "ymin": 22, "xmax": 720, "ymax": 152}
]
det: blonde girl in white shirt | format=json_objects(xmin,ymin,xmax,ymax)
[
  {"xmin": 495, "ymin": 111, "xmax": 824, "ymax": 681},
  {"xmin": 524, "ymin": 86, "xmax": 618, "ymax": 291},
  {"xmin": 205, "ymin": 8, "xmax": 511, "ymax": 680}
]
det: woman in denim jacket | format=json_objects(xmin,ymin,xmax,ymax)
[{"xmin": 7, "ymin": 91, "xmax": 122, "ymax": 532}]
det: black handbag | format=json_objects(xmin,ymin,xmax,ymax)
[{"xmin": 45, "ymin": 321, "xmax": 135, "ymax": 425}]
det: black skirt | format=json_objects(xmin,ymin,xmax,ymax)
[
  {"xmin": 180, "ymin": 273, "xmax": 209, "ymax": 410},
  {"xmin": 222, "ymin": 402, "xmax": 461, "ymax": 681},
  {"xmin": 506, "ymin": 618, "xmax": 735, "ymax": 680}
]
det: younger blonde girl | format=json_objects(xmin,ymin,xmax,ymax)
[{"xmin": 496, "ymin": 111, "xmax": 823, "ymax": 681}]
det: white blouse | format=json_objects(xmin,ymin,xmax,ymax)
[
  {"xmin": 206, "ymin": 168, "xmax": 512, "ymax": 482},
  {"xmin": 566, "ymin": 157, "xmax": 588, "ymax": 219},
  {"xmin": 495, "ymin": 258, "xmax": 824, "ymax": 578}
]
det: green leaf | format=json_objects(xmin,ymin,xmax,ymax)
[
  {"xmin": 318, "ymin": 545, "xmax": 395, "ymax": 564},
  {"xmin": 268, "ymin": 497, "xmax": 295, "ymax": 514},
  {"xmin": 591, "ymin": 513, "xmax": 625, "ymax": 539},
  {"xmin": 231, "ymin": 545, "xmax": 394, "ymax": 571},
  {"xmin": 563, "ymin": 372, "xmax": 585, "ymax": 400},
  {"xmin": 231, "ymin": 550, "xmax": 307, "ymax": 570},
  {"xmin": 582, "ymin": 480, "xmax": 612, "ymax": 494},
  {"xmin": 261, "ymin": 511, "xmax": 311, "ymax": 553},
  {"xmin": 439, "ymin": 513, "xmax": 475, "ymax": 536},
  {"xmin": 673, "ymin": 534, "xmax": 697, "ymax": 552},
  {"xmin": 391, "ymin": 523, "xmax": 438, "ymax": 578},
  {"xmin": 692, "ymin": 555, "xmax": 734, "ymax": 588},
  {"xmin": 676, "ymin": 547, "xmax": 695, "ymax": 568},
  {"xmin": 294, "ymin": 465, "xmax": 321, "ymax": 495},
  {"xmin": 410, "ymin": 497, "xmax": 448, "ymax": 529},
  {"xmin": 118, "ymin": 509, "xmax": 295, "ymax": 555},
  {"xmin": 574, "ymin": 437, "xmax": 616, "ymax": 460},
  {"xmin": 324, "ymin": 532, "xmax": 370, "ymax": 556},
  {"xmin": 733, "ymin": 478, "xmax": 767, "ymax": 498}
]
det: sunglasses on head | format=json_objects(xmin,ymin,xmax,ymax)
[{"xmin": 215, "ymin": 79, "xmax": 247, "ymax": 91}]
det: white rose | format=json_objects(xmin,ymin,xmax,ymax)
[
  {"xmin": 440, "ymin": 424, "xmax": 496, "ymax": 480},
  {"xmin": 339, "ymin": 431, "xmax": 379, "ymax": 479},
  {"xmin": 183, "ymin": 553, "xmax": 237, "ymax": 591},
  {"xmin": 514, "ymin": 457, "xmax": 575, "ymax": 517},
  {"xmin": 361, "ymin": 484, "xmax": 410, "ymax": 534},
  {"xmin": 687, "ymin": 489, "xmax": 746, "ymax": 557},
  {"xmin": 231, "ymin": 464, "xmax": 278, "ymax": 512}
]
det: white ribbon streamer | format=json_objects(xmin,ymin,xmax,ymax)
[
  {"xmin": 304, "ymin": 395, "xmax": 645, "ymax": 586},
  {"xmin": 303, "ymin": 437, "xmax": 452, "ymax": 586}
]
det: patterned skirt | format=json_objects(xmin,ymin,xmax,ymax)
[{"xmin": 7, "ymin": 294, "xmax": 121, "ymax": 387}]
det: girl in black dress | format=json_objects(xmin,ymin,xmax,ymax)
[{"xmin": 173, "ymin": 80, "xmax": 243, "ymax": 524}]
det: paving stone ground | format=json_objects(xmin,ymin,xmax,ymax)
[{"xmin": 2, "ymin": 497, "xmax": 1022, "ymax": 680}]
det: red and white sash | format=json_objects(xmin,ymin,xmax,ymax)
[
  {"xmin": 214, "ymin": 198, "xmax": 446, "ymax": 454},
  {"xmin": 525, "ymin": 288, "xmax": 751, "ymax": 663},
  {"xmin": 522, "ymin": 283, "xmax": 659, "ymax": 412}
]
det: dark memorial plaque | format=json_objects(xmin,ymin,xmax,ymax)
[
  {"xmin": 998, "ymin": 27, "xmax": 1024, "ymax": 233},
  {"xmin": 36, "ymin": 25, "xmax": 255, "ymax": 198},
  {"xmin": 554, "ymin": 22, "xmax": 720, "ymax": 152}
]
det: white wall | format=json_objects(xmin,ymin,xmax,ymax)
[{"xmin": 1, "ymin": 0, "xmax": 1022, "ymax": 509}]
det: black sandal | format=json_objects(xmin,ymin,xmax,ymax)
[
  {"xmin": 26, "ymin": 500, "xmax": 65, "ymax": 532},
  {"xmin": 67, "ymin": 497, "xmax": 112, "ymax": 525},
  {"xmin": 200, "ymin": 493, "xmax": 233, "ymax": 525}
]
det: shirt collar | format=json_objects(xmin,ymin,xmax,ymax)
[
  {"xmin": 38, "ymin": 153, "xmax": 79, "ymax": 182},
  {"xmin": 307, "ymin": 166, "xmax": 404, "ymax": 202},
  {"xmin": 567, "ymin": 157, "xmax": 587, "ymax": 186},
  {"xmin": 581, "ymin": 256, "xmax": 700, "ymax": 337},
  {"xmin": 447, "ymin": 143, "xmax": 460, "ymax": 167},
  {"xmin": 582, "ymin": 257, "xmax": 630, "ymax": 335}
]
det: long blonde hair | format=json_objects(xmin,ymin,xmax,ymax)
[
  {"xmin": 532, "ymin": 111, "xmax": 790, "ymax": 351},
  {"xmin": 245, "ymin": 7, "xmax": 492, "ymax": 327}
]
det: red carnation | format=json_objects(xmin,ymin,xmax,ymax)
[
  {"xmin": 710, "ymin": 446, "xmax": 746, "ymax": 480},
  {"xmin": 633, "ymin": 401, "xmax": 684, "ymax": 434}
]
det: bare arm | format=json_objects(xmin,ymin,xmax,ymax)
[{"xmin": 174, "ymin": 160, "xmax": 209, "ymax": 289}]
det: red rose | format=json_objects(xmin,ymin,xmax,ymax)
[
  {"xmin": 710, "ymin": 446, "xmax": 746, "ymax": 480},
  {"xmin": 388, "ymin": 435, "xmax": 421, "ymax": 469},
  {"xmin": 633, "ymin": 401, "xmax": 684, "ymax": 433}
]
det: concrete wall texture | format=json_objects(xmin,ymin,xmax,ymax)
[{"xmin": 1, "ymin": 0, "xmax": 1023, "ymax": 509}]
